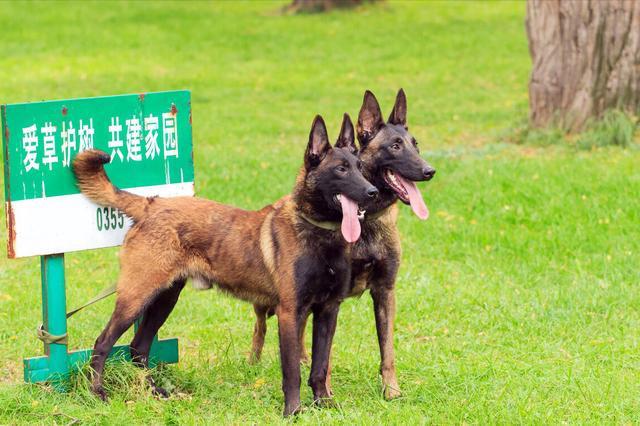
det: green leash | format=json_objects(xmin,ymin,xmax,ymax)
[{"xmin": 36, "ymin": 283, "xmax": 117, "ymax": 345}]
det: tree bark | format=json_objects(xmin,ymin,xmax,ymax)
[{"xmin": 526, "ymin": 0, "xmax": 640, "ymax": 131}]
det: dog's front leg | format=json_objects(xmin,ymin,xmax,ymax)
[
  {"xmin": 371, "ymin": 285, "xmax": 401, "ymax": 400},
  {"xmin": 276, "ymin": 304, "xmax": 302, "ymax": 416},
  {"xmin": 308, "ymin": 302, "xmax": 339, "ymax": 406}
]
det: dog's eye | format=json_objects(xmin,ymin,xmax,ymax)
[
  {"xmin": 391, "ymin": 138, "xmax": 404, "ymax": 150},
  {"xmin": 336, "ymin": 165, "xmax": 347, "ymax": 173}
]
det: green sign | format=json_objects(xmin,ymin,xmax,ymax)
[{"xmin": 2, "ymin": 91, "xmax": 195, "ymax": 258}]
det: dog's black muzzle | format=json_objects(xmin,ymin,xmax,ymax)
[{"xmin": 423, "ymin": 166, "xmax": 436, "ymax": 181}]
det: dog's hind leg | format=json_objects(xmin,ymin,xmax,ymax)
[
  {"xmin": 130, "ymin": 279, "xmax": 186, "ymax": 366},
  {"xmin": 129, "ymin": 278, "xmax": 186, "ymax": 397},
  {"xmin": 325, "ymin": 346, "xmax": 333, "ymax": 397},
  {"xmin": 298, "ymin": 312, "xmax": 310, "ymax": 364},
  {"xmin": 89, "ymin": 262, "xmax": 174, "ymax": 400},
  {"xmin": 89, "ymin": 293, "xmax": 155, "ymax": 400},
  {"xmin": 248, "ymin": 304, "xmax": 269, "ymax": 364}
]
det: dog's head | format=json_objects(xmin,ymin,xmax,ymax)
[
  {"xmin": 357, "ymin": 89, "xmax": 435, "ymax": 219},
  {"xmin": 300, "ymin": 114, "xmax": 378, "ymax": 242}
]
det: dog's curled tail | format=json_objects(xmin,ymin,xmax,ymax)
[{"xmin": 72, "ymin": 149, "xmax": 150, "ymax": 222}]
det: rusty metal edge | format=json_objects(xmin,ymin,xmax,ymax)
[
  {"xmin": 189, "ymin": 97, "xmax": 196, "ymax": 196},
  {"xmin": 6, "ymin": 206, "xmax": 15, "ymax": 259},
  {"xmin": 1, "ymin": 104, "xmax": 16, "ymax": 258}
]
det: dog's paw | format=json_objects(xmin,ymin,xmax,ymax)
[
  {"xmin": 313, "ymin": 396, "xmax": 338, "ymax": 409},
  {"xmin": 147, "ymin": 376, "xmax": 171, "ymax": 399},
  {"xmin": 383, "ymin": 384, "xmax": 402, "ymax": 400},
  {"xmin": 151, "ymin": 385, "xmax": 170, "ymax": 399},
  {"xmin": 246, "ymin": 352, "xmax": 261, "ymax": 365},
  {"xmin": 283, "ymin": 403, "xmax": 303, "ymax": 417},
  {"xmin": 91, "ymin": 385, "xmax": 108, "ymax": 402}
]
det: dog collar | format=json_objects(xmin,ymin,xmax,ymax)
[
  {"xmin": 366, "ymin": 205, "xmax": 392, "ymax": 221},
  {"xmin": 298, "ymin": 204, "xmax": 392, "ymax": 232},
  {"xmin": 298, "ymin": 212, "xmax": 341, "ymax": 231}
]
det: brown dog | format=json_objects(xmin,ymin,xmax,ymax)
[
  {"xmin": 249, "ymin": 89, "xmax": 435, "ymax": 400},
  {"xmin": 72, "ymin": 114, "xmax": 378, "ymax": 416}
]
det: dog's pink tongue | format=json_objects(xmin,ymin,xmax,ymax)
[
  {"xmin": 396, "ymin": 174, "xmax": 429, "ymax": 220},
  {"xmin": 338, "ymin": 194, "xmax": 361, "ymax": 243}
]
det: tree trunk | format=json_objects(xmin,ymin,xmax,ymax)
[
  {"xmin": 526, "ymin": 0, "xmax": 640, "ymax": 131},
  {"xmin": 288, "ymin": 0, "xmax": 368, "ymax": 13}
]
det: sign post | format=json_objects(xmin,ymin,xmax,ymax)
[
  {"xmin": 40, "ymin": 254, "xmax": 69, "ymax": 389},
  {"xmin": 2, "ymin": 91, "xmax": 195, "ymax": 386}
]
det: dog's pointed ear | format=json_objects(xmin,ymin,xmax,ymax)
[
  {"xmin": 305, "ymin": 115, "xmax": 331, "ymax": 169},
  {"xmin": 388, "ymin": 88, "xmax": 407, "ymax": 128},
  {"xmin": 357, "ymin": 90, "xmax": 384, "ymax": 146},
  {"xmin": 335, "ymin": 113, "xmax": 357, "ymax": 154}
]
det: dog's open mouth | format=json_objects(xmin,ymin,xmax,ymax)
[
  {"xmin": 384, "ymin": 169, "xmax": 410, "ymax": 203},
  {"xmin": 383, "ymin": 169, "xmax": 429, "ymax": 220},
  {"xmin": 335, "ymin": 194, "xmax": 362, "ymax": 243},
  {"xmin": 333, "ymin": 195, "xmax": 366, "ymax": 219}
]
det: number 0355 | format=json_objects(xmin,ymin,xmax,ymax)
[{"xmin": 96, "ymin": 207, "xmax": 125, "ymax": 231}]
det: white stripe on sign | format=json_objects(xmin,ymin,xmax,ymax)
[{"xmin": 8, "ymin": 182, "xmax": 194, "ymax": 258}]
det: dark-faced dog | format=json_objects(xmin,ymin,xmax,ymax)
[
  {"xmin": 72, "ymin": 114, "xmax": 377, "ymax": 416},
  {"xmin": 249, "ymin": 89, "xmax": 435, "ymax": 400}
]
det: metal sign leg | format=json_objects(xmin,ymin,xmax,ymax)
[
  {"xmin": 40, "ymin": 254, "xmax": 69, "ymax": 389},
  {"xmin": 24, "ymin": 254, "xmax": 179, "ymax": 386}
]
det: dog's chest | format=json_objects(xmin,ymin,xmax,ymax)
[
  {"xmin": 349, "ymin": 256, "xmax": 377, "ymax": 295},
  {"xmin": 294, "ymin": 247, "xmax": 351, "ymax": 304},
  {"xmin": 348, "ymin": 230, "xmax": 390, "ymax": 295}
]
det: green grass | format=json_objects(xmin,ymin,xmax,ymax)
[
  {"xmin": 577, "ymin": 110, "xmax": 638, "ymax": 149},
  {"xmin": 1, "ymin": 1, "xmax": 639, "ymax": 424},
  {"xmin": 512, "ymin": 110, "xmax": 639, "ymax": 149}
]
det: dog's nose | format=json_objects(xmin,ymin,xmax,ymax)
[
  {"xmin": 366, "ymin": 187, "xmax": 379, "ymax": 198},
  {"xmin": 423, "ymin": 167, "xmax": 436, "ymax": 180}
]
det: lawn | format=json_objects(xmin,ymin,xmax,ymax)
[{"xmin": 1, "ymin": 1, "xmax": 639, "ymax": 424}]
